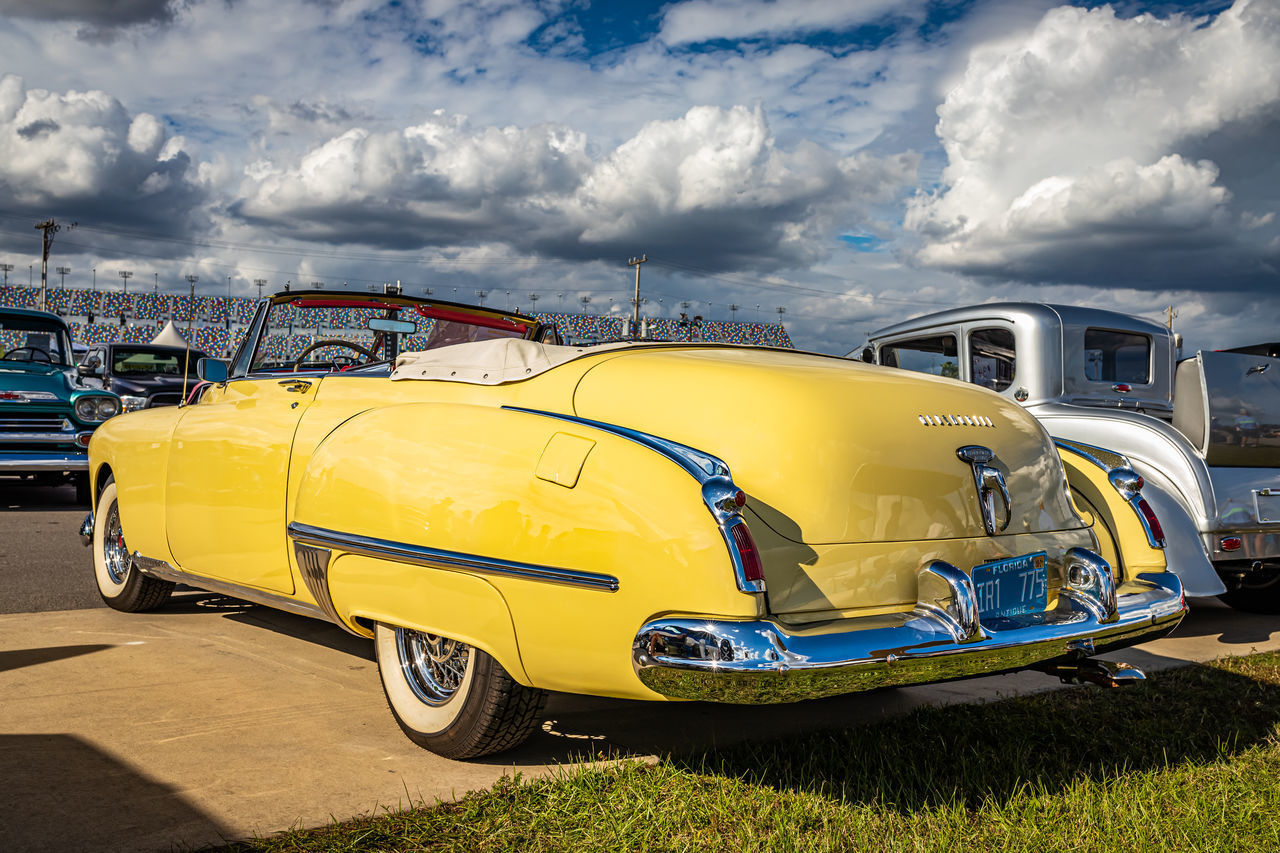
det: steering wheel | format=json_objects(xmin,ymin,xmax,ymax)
[
  {"xmin": 290, "ymin": 339, "xmax": 380, "ymax": 371},
  {"xmin": 2, "ymin": 347, "xmax": 52, "ymax": 363}
]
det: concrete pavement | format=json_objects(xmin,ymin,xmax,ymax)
[{"xmin": 2, "ymin": 594, "xmax": 1278, "ymax": 852}]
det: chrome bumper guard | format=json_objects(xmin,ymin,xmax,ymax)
[{"xmin": 633, "ymin": 554, "xmax": 1185, "ymax": 703}]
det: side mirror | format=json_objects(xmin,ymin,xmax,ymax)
[
  {"xmin": 77, "ymin": 358, "xmax": 101, "ymax": 377},
  {"xmin": 861, "ymin": 347, "xmax": 875, "ymax": 364},
  {"xmin": 197, "ymin": 358, "xmax": 229, "ymax": 383}
]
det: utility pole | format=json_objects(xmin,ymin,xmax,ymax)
[
  {"xmin": 34, "ymin": 218, "xmax": 74, "ymax": 311},
  {"xmin": 1165, "ymin": 305, "xmax": 1178, "ymax": 330},
  {"xmin": 0, "ymin": 263, "xmax": 13, "ymax": 287},
  {"xmin": 627, "ymin": 254, "xmax": 647, "ymax": 328},
  {"xmin": 254, "ymin": 278, "xmax": 267, "ymax": 299}
]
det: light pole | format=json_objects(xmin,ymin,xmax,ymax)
[
  {"xmin": 528, "ymin": 293, "xmax": 539, "ymax": 313},
  {"xmin": 476, "ymin": 290, "xmax": 488, "ymax": 307},
  {"xmin": 227, "ymin": 275, "xmax": 231, "ymax": 298},
  {"xmin": 153, "ymin": 272, "xmax": 159, "ymax": 294},
  {"xmin": 55, "ymin": 266, "xmax": 70, "ymax": 290},
  {"xmin": 579, "ymin": 295, "xmax": 591, "ymax": 313},
  {"xmin": 0, "ymin": 263, "xmax": 14, "ymax": 287},
  {"xmin": 254, "ymin": 278, "xmax": 267, "ymax": 299},
  {"xmin": 775, "ymin": 306, "xmax": 786, "ymax": 325},
  {"xmin": 119, "ymin": 270, "xmax": 133, "ymax": 295},
  {"xmin": 311, "ymin": 281, "xmax": 324, "ymax": 289},
  {"xmin": 729, "ymin": 303, "xmax": 739, "ymax": 322},
  {"xmin": 423, "ymin": 287, "xmax": 434, "ymax": 298}
]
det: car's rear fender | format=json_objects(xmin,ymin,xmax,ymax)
[{"xmin": 288, "ymin": 401, "xmax": 763, "ymax": 700}]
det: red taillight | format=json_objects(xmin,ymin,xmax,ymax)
[
  {"xmin": 729, "ymin": 522, "xmax": 764, "ymax": 584},
  {"xmin": 1221, "ymin": 536, "xmax": 1243, "ymax": 552},
  {"xmin": 1136, "ymin": 498, "xmax": 1165, "ymax": 544},
  {"xmin": 733, "ymin": 489, "xmax": 746, "ymax": 508},
  {"xmin": 1113, "ymin": 383, "xmax": 1132, "ymax": 393}
]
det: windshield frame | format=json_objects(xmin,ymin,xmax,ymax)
[{"xmin": 233, "ymin": 290, "xmax": 545, "ymax": 379}]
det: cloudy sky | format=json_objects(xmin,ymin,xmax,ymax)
[{"xmin": 0, "ymin": 0, "xmax": 1275, "ymax": 354}]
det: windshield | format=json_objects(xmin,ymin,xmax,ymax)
[
  {"xmin": 248, "ymin": 298, "xmax": 531, "ymax": 373},
  {"xmin": 112, "ymin": 348, "xmax": 206, "ymax": 376},
  {"xmin": 0, "ymin": 316, "xmax": 72, "ymax": 367}
]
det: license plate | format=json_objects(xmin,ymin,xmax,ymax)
[{"xmin": 971, "ymin": 552, "xmax": 1048, "ymax": 619}]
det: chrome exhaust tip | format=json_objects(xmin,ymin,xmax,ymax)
[{"xmin": 1040, "ymin": 658, "xmax": 1146, "ymax": 688}]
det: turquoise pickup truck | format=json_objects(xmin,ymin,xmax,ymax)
[{"xmin": 0, "ymin": 307, "xmax": 121, "ymax": 500}]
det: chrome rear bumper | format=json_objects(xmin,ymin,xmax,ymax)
[{"xmin": 633, "ymin": 566, "xmax": 1185, "ymax": 703}]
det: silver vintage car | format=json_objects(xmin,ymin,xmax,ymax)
[{"xmin": 862, "ymin": 303, "xmax": 1280, "ymax": 611}]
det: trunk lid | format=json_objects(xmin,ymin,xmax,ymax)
[{"xmin": 572, "ymin": 347, "xmax": 1084, "ymax": 546}]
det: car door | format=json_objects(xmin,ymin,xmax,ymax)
[{"xmin": 163, "ymin": 373, "xmax": 319, "ymax": 593}]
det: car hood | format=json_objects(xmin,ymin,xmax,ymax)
[
  {"xmin": 0, "ymin": 363, "xmax": 75, "ymax": 398},
  {"xmin": 572, "ymin": 346, "xmax": 1084, "ymax": 546}
]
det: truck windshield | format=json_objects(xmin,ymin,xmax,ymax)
[
  {"xmin": 1084, "ymin": 329, "xmax": 1150, "ymax": 384},
  {"xmin": 0, "ymin": 317, "xmax": 72, "ymax": 366}
]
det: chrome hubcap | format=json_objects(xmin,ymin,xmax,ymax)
[
  {"xmin": 102, "ymin": 503, "xmax": 130, "ymax": 585},
  {"xmin": 396, "ymin": 628, "xmax": 470, "ymax": 706}
]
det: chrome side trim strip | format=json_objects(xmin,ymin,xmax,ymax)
[
  {"xmin": 1054, "ymin": 438, "xmax": 1131, "ymax": 472},
  {"xmin": 286, "ymin": 521, "xmax": 620, "ymax": 592},
  {"xmin": 501, "ymin": 406, "xmax": 766, "ymax": 594},
  {"xmin": 131, "ymin": 552, "xmax": 339, "ymax": 627},
  {"xmin": 502, "ymin": 406, "xmax": 729, "ymax": 482}
]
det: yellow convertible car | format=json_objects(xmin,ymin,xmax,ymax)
[{"xmin": 82, "ymin": 289, "xmax": 1186, "ymax": 759}]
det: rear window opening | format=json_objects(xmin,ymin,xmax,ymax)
[{"xmin": 1084, "ymin": 329, "xmax": 1151, "ymax": 384}]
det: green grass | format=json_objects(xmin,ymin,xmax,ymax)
[{"xmin": 221, "ymin": 652, "xmax": 1280, "ymax": 852}]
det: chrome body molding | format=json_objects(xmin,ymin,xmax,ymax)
[
  {"xmin": 294, "ymin": 542, "xmax": 341, "ymax": 625},
  {"xmin": 633, "ymin": 568, "xmax": 1184, "ymax": 703},
  {"xmin": 286, "ymin": 521, "xmax": 620, "ymax": 592},
  {"xmin": 1055, "ymin": 438, "xmax": 1167, "ymax": 549},
  {"xmin": 130, "ymin": 552, "xmax": 336, "ymax": 626},
  {"xmin": 501, "ymin": 406, "xmax": 766, "ymax": 594},
  {"xmin": 0, "ymin": 452, "xmax": 88, "ymax": 471}
]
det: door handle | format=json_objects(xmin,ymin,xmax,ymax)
[{"xmin": 277, "ymin": 379, "xmax": 313, "ymax": 393}]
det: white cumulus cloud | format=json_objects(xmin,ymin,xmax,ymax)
[
  {"xmin": 906, "ymin": 0, "xmax": 1280, "ymax": 290},
  {"xmin": 236, "ymin": 104, "xmax": 918, "ymax": 270}
]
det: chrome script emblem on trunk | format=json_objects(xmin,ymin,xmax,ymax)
[{"xmin": 957, "ymin": 445, "xmax": 1011, "ymax": 535}]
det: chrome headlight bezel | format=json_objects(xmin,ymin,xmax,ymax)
[{"xmin": 74, "ymin": 395, "xmax": 121, "ymax": 423}]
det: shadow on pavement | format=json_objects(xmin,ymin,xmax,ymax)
[
  {"xmin": 0, "ymin": 644, "xmax": 112, "ymax": 674},
  {"xmin": 3, "ymin": 733, "xmax": 235, "ymax": 853},
  {"xmin": 1172, "ymin": 597, "xmax": 1280, "ymax": 645}
]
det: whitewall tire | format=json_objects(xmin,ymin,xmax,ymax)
[
  {"xmin": 92, "ymin": 478, "xmax": 174, "ymax": 612},
  {"xmin": 374, "ymin": 622, "xmax": 546, "ymax": 759}
]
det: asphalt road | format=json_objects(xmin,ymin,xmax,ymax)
[{"xmin": 0, "ymin": 480, "xmax": 100, "ymax": 614}]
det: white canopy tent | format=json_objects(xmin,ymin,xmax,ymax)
[{"xmin": 151, "ymin": 320, "xmax": 189, "ymax": 348}]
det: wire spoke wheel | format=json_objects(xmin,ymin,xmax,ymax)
[
  {"xmin": 374, "ymin": 622, "xmax": 548, "ymax": 759},
  {"xmin": 397, "ymin": 629, "xmax": 471, "ymax": 706}
]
